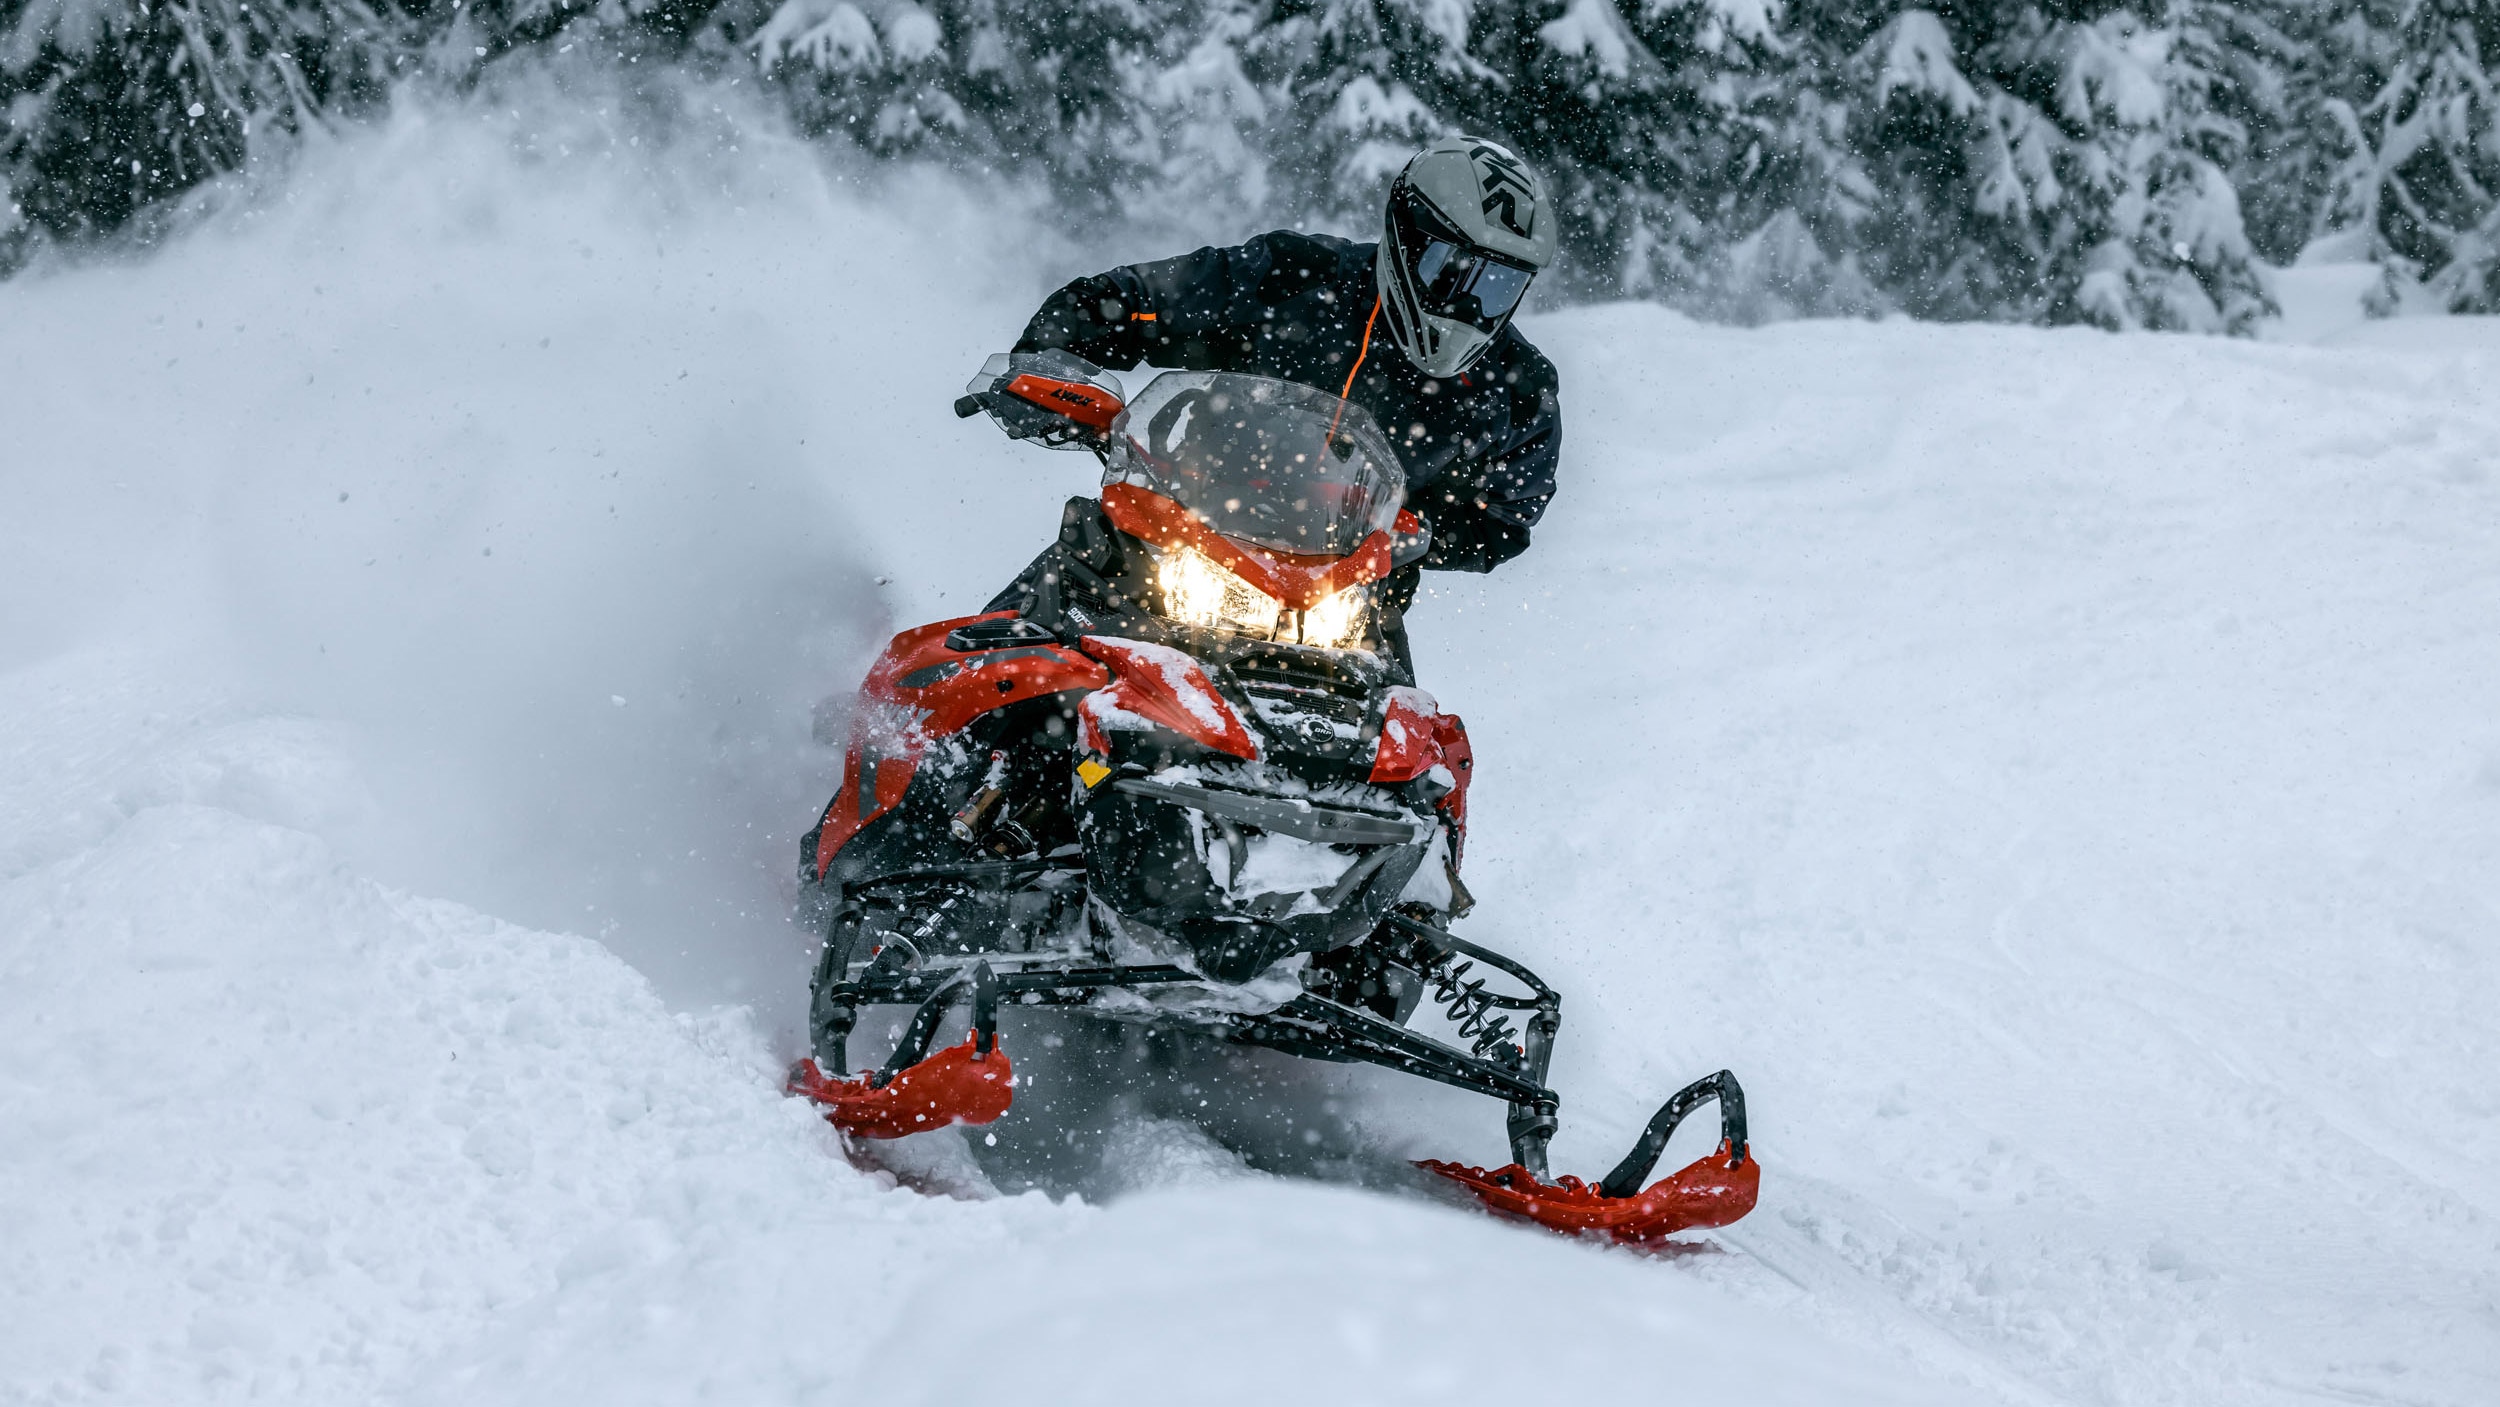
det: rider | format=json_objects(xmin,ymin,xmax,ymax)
[{"xmin": 989, "ymin": 135, "xmax": 1562, "ymax": 663}]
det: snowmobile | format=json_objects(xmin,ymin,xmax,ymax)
[{"xmin": 786, "ymin": 351, "xmax": 1757, "ymax": 1244}]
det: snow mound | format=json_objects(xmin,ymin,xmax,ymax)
[{"xmin": 0, "ymin": 775, "xmax": 1068, "ymax": 1402}]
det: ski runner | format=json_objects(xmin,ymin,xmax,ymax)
[{"xmin": 988, "ymin": 136, "xmax": 1562, "ymax": 667}]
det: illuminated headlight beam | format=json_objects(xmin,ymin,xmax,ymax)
[
  {"xmin": 1154, "ymin": 547, "xmax": 1371, "ymax": 650},
  {"xmin": 1296, "ymin": 583, "xmax": 1369, "ymax": 649},
  {"xmin": 1157, "ymin": 548, "xmax": 1281, "ymax": 637}
]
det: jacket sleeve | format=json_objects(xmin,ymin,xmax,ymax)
[
  {"xmin": 1418, "ymin": 349, "xmax": 1561, "ymax": 574},
  {"xmin": 1014, "ymin": 232, "xmax": 1348, "ymax": 371}
]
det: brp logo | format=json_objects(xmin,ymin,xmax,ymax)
[{"xmin": 1469, "ymin": 142, "xmax": 1535, "ymax": 239}]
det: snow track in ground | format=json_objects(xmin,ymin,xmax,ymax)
[{"xmin": 4, "ymin": 85, "xmax": 2496, "ymax": 1406}]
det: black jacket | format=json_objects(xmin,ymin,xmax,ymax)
[{"xmin": 1015, "ymin": 230, "xmax": 1561, "ymax": 574}]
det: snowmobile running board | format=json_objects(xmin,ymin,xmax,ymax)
[{"xmin": 786, "ymin": 862, "xmax": 1759, "ymax": 1245}]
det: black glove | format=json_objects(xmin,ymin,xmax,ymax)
[{"xmin": 1015, "ymin": 273, "xmax": 1148, "ymax": 369}]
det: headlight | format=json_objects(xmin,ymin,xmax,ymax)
[
  {"xmin": 1158, "ymin": 548, "xmax": 1282, "ymax": 637},
  {"xmin": 1296, "ymin": 583, "xmax": 1370, "ymax": 649},
  {"xmin": 1155, "ymin": 547, "xmax": 1372, "ymax": 649}
]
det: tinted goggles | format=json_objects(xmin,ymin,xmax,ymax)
[{"xmin": 1391, "ymin": 183, "xmax": 1535, "ymax": 331}]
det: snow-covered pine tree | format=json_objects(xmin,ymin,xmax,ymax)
[
  {"xmin": 740, "ymin": 0, "xmax": 1271, "ymax": 238},
  {"xmin": 2288, "ymin": 0, "xmax": 2500, "ymax": 312},
  {"xmin": 747, "ymin": 0, "xmax": 981, "ymax": 159},
  {"xmin": 1109, "ymin": 0, "xmax": 1275, "ymax": 232},
  {"xmin": 0, "ymin": 0, "xmax": 724, "ymax": 271},
  {"xmin": 0, "ymin": 0, "xmax": 2412, "ymax": 335},
  {"xmin": 1485, "ymin": 0, "xmax": 1872, "ymax": 318},
  {"xmin": 1242, "ymin": 0, "xmax": 1467, "ymax": 236},
  {"xmin": 1, "ymin": 0, "xmax": 416, "ymax": 266},
  {"xmin": 1799, "ymin": 2, "xmax": 2269, "ymax": 331},
  {"xmin": 2059, "ymin": 3, "xmax": 2274, "ymax": 331},
  {"xmin": 2202, "ymin": 0, "xmax": 2307, "ymax": 264}
]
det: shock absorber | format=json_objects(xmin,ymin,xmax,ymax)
[
  {"xmin": 1421, "ymin": 952, "xmax": 1522, "ymax": 1066},
  {"xmin": 1387, "ymin": 910, "xmax": 1562, "ymax": 1175}
]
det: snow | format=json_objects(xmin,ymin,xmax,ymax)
[
  {"xmin": 1876, "ymin": 11, "xmax": 1983, "ymax": 117},
  {"xmin": 1218, "ymin": 825, "xmax": 1360, "ymax": 906},
  {"xmin": 757, "ymin": 0, "xmax": 882, "ymax": 73},
  {"xmin": 4, "ymin": 85, "xmax": 2498, "ymax": 1406},
  {"xmin": 1094, "ymin": 635, "xmax": 1231, "ymax": 733},
  {"xmin": 0, "ymin": 785, "xmax": 1067, "ymax": 1403},
  {"xmin": 1077, "ymin": 686, "xmax": 1158, "ymax": 740},
  {"xmin": 1537, "ymin": 0, "xmax": 1634, "ymax": 80},
  {"xmin": 2059, "ymin": 15, "xmax": 2169, "ymax": 129}
]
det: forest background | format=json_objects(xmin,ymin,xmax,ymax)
[{"xmin": 4, "ymin": 0, "xmax": 2495, "ymax": 333}]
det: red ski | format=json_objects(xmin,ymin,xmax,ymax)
[
  {"xmin": 785, "ymin": 963, "xmax": 1013, "ymax": 1140},
  {"xmin": 1420, "ymin": 1071, "xmax": 1756, "ymax": 1245}
]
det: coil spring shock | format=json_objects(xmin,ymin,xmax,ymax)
[{"xmin": 1423, "ymin": 953, "xmax": 1521, "ymax": 1065}]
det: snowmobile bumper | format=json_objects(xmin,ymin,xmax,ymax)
[
  {"xmin": 785, "ymin": 962, "xmax": 1015, "ymax": 1139},
  {"xmin": 1419, "ymin": 1070, "xmax": 1757, "ymax": 1246}
]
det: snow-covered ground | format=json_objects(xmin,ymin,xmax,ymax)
[{"xmin": 4, "ymin": 90, "xmax": 2496, "ymax": 1406}]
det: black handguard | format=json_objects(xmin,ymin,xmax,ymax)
[{"xmin": 958, "ymin": 349, "xmax": 1127, "ymax": 451}]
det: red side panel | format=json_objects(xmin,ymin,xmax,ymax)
[
  {"xmin": 813, "ymin": 613, "xmax": 1110, "ymax": 878},
  {"xmin": 1431, "ymin": 710, "xmax": 1472, "ymax": 864},
  {"xmin": 1369, "ymin": 686, "xmax": 1472, "ymax": 863},
  {"xmin": 1101, "ymin": 482, "xmax": 1392, "ymax": 610},
  {"xmin": 1076, "ymin": 634, "xmax": 1259, "ymax": 761},
  {"xmin": 1370, "ymin": 686, "xmax": 1446, "ymax": 783}
]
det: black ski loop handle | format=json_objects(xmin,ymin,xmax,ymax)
[
  {"xmin": 868, "ymin": 961, "xmax": 999, "ymax": 1088},
  {"xmin": 1598, "ymin": 1069, "xmax": 1748, "ymax": 1200}
]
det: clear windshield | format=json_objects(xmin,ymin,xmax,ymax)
[{"xmin": 1104, "ymin": 372, "xmax": 1405, "ymax": 556}]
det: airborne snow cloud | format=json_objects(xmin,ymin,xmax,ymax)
[{"xmin": 0, "ymin": 69, "xmax": 1092, "ymax": 1022}]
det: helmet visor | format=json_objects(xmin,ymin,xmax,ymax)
[{"xmin": 1391, "ymin": 182, "xmax": 1536, "ymax": 332}]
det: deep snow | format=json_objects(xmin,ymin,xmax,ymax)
[{"xmin": 3, "ymin": 85, "xmax": 2496, "ymax": 1406}]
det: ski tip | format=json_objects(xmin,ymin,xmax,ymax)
[
  {"xmin": 1418, "ymin": 1141, "xmax": 1759, "ymax": 1245},
  {"xmin": 783, "ymin": 1038, "xmax": 1014, "ymax": 1140}
]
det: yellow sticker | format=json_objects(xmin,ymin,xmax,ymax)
[{"xmin": 1075, "ymin": 758, "xmax": 1112, "ymax": 790}]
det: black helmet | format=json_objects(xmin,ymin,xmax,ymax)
[{"xmin": 1374, "ymin": 136, "xmax": 1559, "ymax": 378}]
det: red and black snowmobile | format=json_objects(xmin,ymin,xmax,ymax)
[{"xmin": 787, "ymin": 351, "xmax": 1757, "ymax": 1245}]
